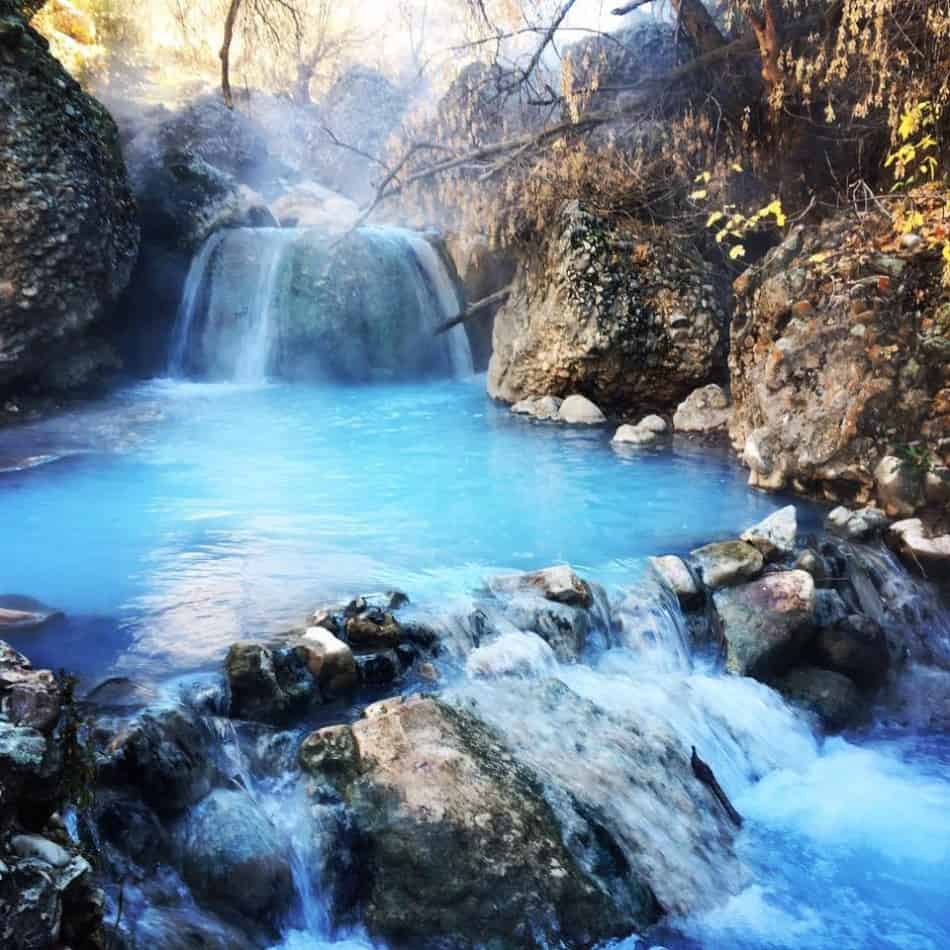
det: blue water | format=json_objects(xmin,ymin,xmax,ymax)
[{"xmin": 0, "ymin": 376, "xmax": 812, "ymax": 681}]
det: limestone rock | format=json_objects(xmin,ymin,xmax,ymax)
[
  {"xmin": 612, "ymin": 424, "xmax": 657, "ymax": 445},
  {"xmin": 649, "ymin": 555, "xmax": 701, "ymax": 606},
  {"xmin": 488, "ymin": 204, "xmax": 727, "ymax": 412},
  {"xmin": 0, "ymin": 4, "xmax": 138, "ymax": 394},
  {"xmin": 714, "ymin": 570, "xmax": 816, "ymax": 679},
  {"xmin": 740, "ymin": 505, "xmax": 797, "ymax": 561},
  {"xmin": 775, "ymin": 666, "xmax": 864, "ymax": 732},
  {"xmin": 489, "ymin": 565, "xmax": 594, "ymax": 608},
  {"xmin": 826, "ymin": 505, "xmax": 890, "ymax": 541},
  {"xmin": 673, "ymin": 384, "xmax": 732, "ymax": 433},
  {"xmin": 638, "ymin": 414, "xmax": 668, "ymax": 433},
  {"xmin": 689, "ymin": 540, "xmax": 764, "ymax": 589},
  {"xmin": 512, "ymin": 395, "xmax": 562, "ymax": 420},
  {"xmin": 557, "ymin": 394, "xmax": 607, "ymax": 425}
]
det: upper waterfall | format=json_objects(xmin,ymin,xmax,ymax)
[{"xmin": 168, "ymin": 225, "xmax": 474, "ymax": 383}]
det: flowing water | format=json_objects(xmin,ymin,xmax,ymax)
[{"xmin": 2, "ymin": 227, "xmax": 949, "ymax": 949}]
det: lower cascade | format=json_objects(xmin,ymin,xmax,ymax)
[{"xmin": 168, "ymin": 226, "xmax": 474, "ymax": 383}]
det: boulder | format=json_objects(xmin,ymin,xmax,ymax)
[
  {"xmin": 826, "ymin": 505, "xmax": 890, "ymax": 541},
  {"xmin": 344, "ymin": 610, "xmax": 402, "ymax": 651},
  {"xmin": 0, "ymin": 641, "xmax": 61, "ymax": 733},
  {"xmin": 888, "ymin": 518, "xmax": 950, "ymax": 577},
  {"xmin": 299, "ymin": 627, "xmax": 357, "ymax": 693},
  {"xmin": 612, "ymin": 424, "xmax": 656, "ymax": 445},
  {"xmin": 0, "ymin": 4, "xmax": 138, "ymax": 395},
  {"xmin": 173, "ymin": 789, "xmax": 294, "ymax": 921},
  {"xmin": 673, "ymin": 384, "xmax": 732, "ymax": 433},
  {"xmin": 489, "ymin": 565, "xmax": 594, "ymax": 608},
  {"xmin": 465, "ymin": 632, "xmax": 558, "ymax": 679},
  {"xmin": 793, "ymin": 548, "xmax": 825, "ymax": 581},
  {"xmin": 300, "ymin": 695, "xmax": 650, "ymax": 947},
  {"xmin": 225, "ymin": 641, "xmax": 317, "ymax": 723},
  {"xmin": 714, "ymin": 570, "xmax": 816, "ymax": 679},
  {"xmin": 488, "ymin": 203, "xmax": 727, "ymax": 413},
  {"xmin": 649, "ymin": 555, "xmax": 701, "ymax": 606},
  {"xmin": 740, "ymin": 505, "xmax": 797, "ymax": 561},
  {"xmin": 502, "ymin": 599, "xmax": 591, "ymax": 663},
  {"xmin": 808, "ymin": 614, "xmax": 890, "ymax": 690},
  {"xmin": 774, "ymin": 666, "xmax": 865, "ymax": 732},
  {"xmin": 102, "ymin": 706, "xmax": 213, "ymax": 813},
  {"xmin": 874, "ymin": 455, "xmax": 923, "ymax": 516},
  {"xmin": 689, "ymin": 540, "xmax": 764, "ymax": 589},
  {"xmin": 638, "ymin": 414, "xmax": 668, "ymax": 433},
  {"xmin": 511, "ymin": 395, "xmax": 563, "ymax": 420},
  {"xmin": 729, "ymin": 216, "xmax": 949, "ymax": 502},
  {"xmin": 354, "ymin": 650, "xmax": 401, "ymax": 685},
  {"xmin": 557, "ymin": 394, "xmax": 607, "ymax": 425}
]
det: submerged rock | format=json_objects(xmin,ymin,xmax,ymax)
[
  {"xmin": 740, "ymin": 505, "xmax": 798, "ymax": 561},
  {"xmin": 465, "ymin": 631, "xmax": 558, "ymax": 679},
  {"xmin": 673, "ymin": 384, "xmax": 732, "ymax": 433},
  {"xmin": 775, "ymin": 666, "xmax": 865, "ymax": 732},
  {"xmin": 714, "ymin": 570, "xmax": 816, "ymax": 679},
  {"xmin": 499, "ymin": 599, "xmax": 591, "ymax": 663},
  {"xmin": 557, "ymin": 394, "xmax": 607, "ymax": 425},
  {"xmin": 301, "ymin": 694, "xmax": 651, "ymax": 947},
  {"xmin": 612, "ymin": 423, "xmax": 657, "ymax": 445},
  {"xmin": 689, "ymin": 540, "xmax": 764, "ymax": 589}
]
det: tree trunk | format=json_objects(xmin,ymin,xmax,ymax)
[
  {"xmin": 749, "ymin": 0, "xmax": 784, "ymax": 89},
  {"xmin": 219, "ymin": 0, "xmax": 243, "ymax": 109},
  {"xmin": 672, "ymin": 0, "xmax": 726, "ymax": 55}
]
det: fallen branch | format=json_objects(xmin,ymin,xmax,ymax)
[{"xmin": 434, "ymin": 287, "xmax": 512, "ymax": 335}]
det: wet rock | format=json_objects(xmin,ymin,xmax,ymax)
[
  {"xmin": 557, "ymin": 394, "xmax": 607, "ymax": 425},
  {"xmin": 775, "ymin": 666, "xmax": 865, "ymax": 732},
  {"xmin": 825, "ymin": 505, "xmax": 890, "ymax": 541},
  {"xmin": 344, "ymin": 610, "xmax": 402, "ymax": 651},
  {"xmin": 114, "ymin": 905, "xmax": 257, "ymax": 950},
  {"xmin": 173, "ymin": 789, "xmax": 294, "ymax": 922},
  {"xmin": 809, "ymin": 614, "xmax": 890, "ymax": 690},
  {"xmin": 503, "ymin": 598, "xmax": 591, "ymax": 663},
  {"xmin": 794, "ymin": 548, "xmax": 825, "ymax": 582},
  {"xmin": 344, "ymin": 591, "xmax": 409, "ymax": 615},
  {"xmin": 299, "ymin": 627, "xmax": 357, "ymax": 693},
  {"xmin": 305, "ymin": 695, "xmax": 647, "ymax": 947},
  {"xmin": 489, "ymin": 565, "xmax": 594, "ymax": 608},
  {"xmin": 638, "ymin": 414, "xmax": 668, "ymax": 433},
  {"xmin": 612, "ymin": 423, "xmax": 657, "ymax": 445},
  {"xmin": 354, "ymin": 650, "xmax": 400, "ymax": 685},
  {"xmin": 94, "ymin": 791, "xmax": 169, "ymax": 870},
  {"xmin": 689, "ymin": 540, "xmax": 764, "ymax": 589},
  {"xmin": 225, "ymin": 641, "xmax": 317, "ymax": 723},
  {"xmin": 0, "ymin": 641, "xmax": 61, "ymax": 733},
  {"xmin": 465, "ymin": 631, "xmax": 558, "ymax": 679},
  {"xmin": 888, "ymin": 518, "xmax": 950, "ymax": 578},
  {"xmin": 649, "ymin": 555, "xmax": 702, "ymax": 607},
  {"xmin": 673, "ymin": 384, "xmax": 732, "ymax": 433},
  {"xmin": 740, "ymin": 506, "xmax": 797, "ymax": 561},
  {"xmin": 874, "ymin": 455, "xmax": 922, "ymax": 516},
  {"xmin": 102, "ymin": 706, "xmax": 213, "ymax": 814},
  {"xmin": 714, "ymin": 570, "xmax": 816, "ymax": 679},
  {"xmin": 815, "ymin": 589, "xmax": 849, "ymax": 627},
  {"xmin": 512, "ymin": 395, "xmax": 563, "ymax": 420},
  {"xmin": 0, "ymin": 595, "xmax": 63, "ymax": 631},
  {"xmin": 83, "ymin": 676, "xmax": 159, "ymax": 711},
  {"xmin": 299, "ymin": 723, "xmax": 361, "ymax": 787},
  {"xmin": 488, "ymin": 204, "xmax": 726, "ymax": 413}
]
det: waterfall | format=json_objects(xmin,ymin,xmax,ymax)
[{"xmin": 168, "ymin": 226, "xmax": 473, "ymax": 383}]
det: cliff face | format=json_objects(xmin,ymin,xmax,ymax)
[
  {"xmin": 0, "ymin": 0, "xmax": 138, "ymax": 397},
  {"xmin": 729, "ymin": 213, "xmax": 949, "ymax": 511}
]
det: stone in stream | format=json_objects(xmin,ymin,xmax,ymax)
[
  {"xmin": 502, "ymin": 598, "xmax": 591, "ymax": 663},
  {"xmin": 512, "ymin": 395, "xmax": 563, "ymax": 420},
  {"xmin": 673, "ymin": 384, "xmax": 732, "ymax": 433},
  {"xmin": 825, "ymin": 505, "xmax": 889, "ymax": 541},
  {"xmin": 740, "ymin": 506, "xmax": 797, "ymax": 561},
  {"xmin": 489, "ymin": 565, "xmax": 594, "ymax": 608},
  {"xmin": 775, "ymin": 666, "xmax": 865, "ymax": 732},
  {"xmin": 888, "ymin": 518, "xmax": 950, "ymax": 578},
  {"xmin": 713, "ymin": 570, "xmax": 816, "ymax": 679},
  {"xmin": 173, "ymin": 788, "xmax": 295, "ymax": 923},
  {"xmin": 557, "ymin": 394, "xmax": 607, "ymax": 425},
  {"xmin": 465, "ymin": 631, "xmax": 558, "ymax": 679},
  {"xmin": 299, "ymin": 626, "xmax": 357, "ymax": 693},
  {"xmin": 638, "ymin": 414, "xmax": 669, "ymax": 434},
  {"xmin": 874, "ymin": 455, "xmax": 923, "ymax": 517},
  {"xmin": 689, "ymin": 540, "xmax": 764, "ymax": 589},
  {"xmin": 354, "ymin": 649, "xmax": 401, "ymax": 685},
  {"xmin": 0, "ymin": 640, "xmax": 62, "ymax": 733},
  {"xmin": 649, "ymin": 555, "xmax": 701, "ymax": 607},
  {"xmin": 0, "ymin": 595, "xmax": 63, "ymax": 631},
  {"xmin": 344, "ymin": 609, "xmax": 402, "ymax": 650},
  {"xmin": 808, "ymin": 614, "xmax": 891, "ymax": 690},
  {"xmin": 225, "ymin": 641, "xmax": 318, "ymax": 723},
  {"xmin": 612, "ymin": 423, "xmax": 657, "ymax": 445},
  {"xmin": 299, "ymin": 694, "xmax": 658, "ymax": 947}
]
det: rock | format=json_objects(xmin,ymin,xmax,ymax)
[
  {"xmin": 465, "ymin": 632, "xmax": 558, "ymax": 679},
  {"xmin": 793, "ymin": 548, "xmax": 825, "ymax": 581},
  {"xmin": 303, "ymin": 695, "xmax": 650, "ymax": 947},
  {"xmin": 740, "ymin": 506, "xmax": 797, "ymax": 560},
  {"xmin": 808, "ymin": 614, "xmax": 890, "ymax": 689},
  {"xmin": 638, "ymin": 414, "xmax": 668, "ymax": 433},
  {"xmin": 775, "ymin": 666, "xmax": 864, "ymax": 732},
  {"xmin": 299, "ymin": 627, "xmax": 357, "ymax": 693},
  {"xmin": 673, "ymin": 384, "xmax": 732, "ymax": 433},
  {"xmin": 0, "ymin": 4, "xmax": 138, "ymax": 396},
  {"xmin": 815, "ymin": 589, "xmax": 849, "ymax": 628},
  {"xmin": 354, "ymin": 650, "xmax": 400, "ymax": 685},
  {"xmin": 689, "ymin": 540, "xmax": 764, "ymax": 589},
  {"xmin": 488, "ymin": 565, "xmax": 594, "ymax": 608},
  {"xmin": 729, "ymin": 217, "xmax": 947, "ymax": 501},
  {"xmin": 488, "ymin": 203, "xmax": 727, "ymax": 413},
  {"xmin": 714, "ymin": 570, "xmax": 816, "ymax": 679},
  {"xmin": 270, "ymin": 181, "xmax": 358, "ymax": 232},
  {"xmin": 10, "ymin": 833, "xmax": 72, "ymax": 868},
  {"xmin": 174, "ymin": 789, "xmax": 294, "ymax": 922},
  {"xmin": 298, "ymin": 723, "xmax": 361, "ymax": 786},
  {"xmin": 499, "ymin": 599, "xmax": 590, "ymax": 663},
  {"xmin": 888, "ymin": 518, "xmax": 950, "ymax": 577},
  {"xmin": 925, "ymin": 467, "xmax": 950, "ymax": 506},
  {"xmin": 557, "ymin": 394, "xmax": 607, "ymax": 425},
  {"xmin": 826, "ymin": 505, "xmax": 890, "ymax": 541},
  {"xmin": 0, "ymin": 595, "xmax": 62, "ymax": 631},
  {"xmin": 649, "ymin": 555, "xmax": 701, "ymax": 606},
  {"xmin": 102, "ymin": 706, "xmax": 213, "ymax": 814},
  {"xmin": 874, "ymin": 455, "xmax": 922, "ymax": 516},
  {"xmin": 225, "ymin": 641, "xmax": 317, "ymax": 723},
  {"xmin": 512, "ymin": 395, "xmax": 563, "ymax": 420},
  {"xmin": 344, "ymin": 610, "xmax": 402, "ymax": 651},
  {"xmin": 0, "ymin": 641, "xmax": 61, "ymax": 733},
  {"xmin": 612, "ymin": 424, "xmax": 657, "ymax": 445}
]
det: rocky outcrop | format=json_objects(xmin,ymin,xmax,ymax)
[
  {"xmin": 488, "ymin": 203, "xmax": 728, "ymax": 412},
  {"xmin": 0, "ymin": 2, "xmax": 138, "ymax": 396},
  {"xmin": 729, "ymin": 215, "xmax": 949, "ymax": 507}
]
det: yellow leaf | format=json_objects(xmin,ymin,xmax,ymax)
[
  {"xmin": 943, "ymin": 243, "xmax": 950, "ymax": 264},
  {"xmin": 694, "ymin": 171, "xmax": 712, "ymax": 184},
  {"xmin": 809, "ymin": 251, "xmax": 829, "ymax": 264},
  {"xmin": 706, "ymin": 211, "xmax": 725, "ymax": 227},
  {"xmin": 729, "ymin": 245, "xmax": 746, "ymax": 260},
  {"xmin": 690, "ymin": 189, "xmax": 708, "ymax": 201},
  {"xmin": 715, "ymin": 229, "xmax": 728, "ymax": 243},
  {"xmin": 730, "ymin": 162, "xmax": 743, "ymax": 173}
]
